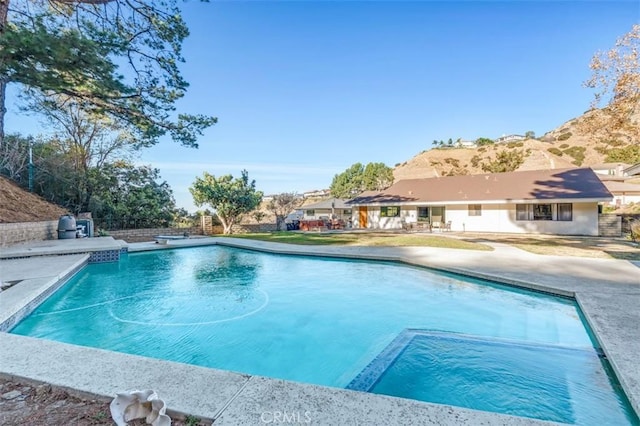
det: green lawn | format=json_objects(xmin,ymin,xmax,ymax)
[{"xmin": 224, "ymin": 232, "xmax": 493, "ymax": 251}]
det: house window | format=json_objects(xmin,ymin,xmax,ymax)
[
  {"xmin": 517, "ymin": 203, "xmax": 571, "ymax": 221},
  {"xmin": 557, "ymin": 203, "xmax": 573, "ymax": 221},
  {"xmin": 380, "ymin": 206, "xmax": 400, "ymax": 217},
  {"xmin": 468, "ymin": 204, "xmax": 482, "ymax": 216},
  {"xmin": 306, "ymin": 210, "xmax": 315, "ymax": 216},
  {"xmin": 417, "ymin": 207, "xmax": 429, "ymax": 221},
  {"xmin": 532, "ymin": 204, "xmax": 553, "ymax": 221},
  {"xmin": 516, "ymin": 204, "xmax": 531, "ymax": 221},
  {"xmin": 343, "ymin": 209, "xmax": 352, "ymax": 215}
]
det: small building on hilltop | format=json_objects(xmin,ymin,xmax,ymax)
[{"xmin": 495, "ymin": 134, "xmax": 526, "ymax": 144}]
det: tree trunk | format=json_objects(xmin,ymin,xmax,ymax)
[
  {"xmin": 220, "ymin": 216, "xmax": 233, "ymax": 234},
  {"xmin": 0, "ymin": 0, "xmax": 9, "ymax": 148},
  {"xmin": 0, "ymin": 78, "xmax": 5, "ymax": 147}
]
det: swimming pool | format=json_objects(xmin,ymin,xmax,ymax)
[{"xmin": 11, "ymin": 245, "xmax": 638, "ymax": 424}]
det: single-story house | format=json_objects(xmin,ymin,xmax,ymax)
[
  {"xmin": 602, "ymin": 180, "xmax": 640, "ymax": 207},
  {"xmin": 623, "ymin": 162, "xmax": 640, "ymax": 177},
  {"xmin": 495, "ymin": 134, "xmax": 526, "ymax": 143},
  {"xmin": 302, "ymin": 198, "xmax": 352, "ymax": 221},
  {"xmin": 456, "ymin": 139, "xmax": 477, "ymax": 149},
  {"xmin": 347, "ymin": 168, "xmax": 613, "ymax": 236},
  {"xmin": 590, "ymin": 162, "xmax": 630, "ymax": 177}
]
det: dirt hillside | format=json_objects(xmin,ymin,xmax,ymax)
[
  {"xmin": 0, "ymin": 175, "xmax": 69, "ymax": 223},
  {"xmin": 393, "ymin": 110, "xmax": 635, "ymax": 180}
]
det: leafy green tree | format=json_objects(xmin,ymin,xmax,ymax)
[
  {"xmin": 252, "ymin": 210, "xmax": 266, "ymax": 225},
  {"xmin": 23, "ymin": 155, "xmax": 177, "ymax": 228},
  {"xmin": 90, "ymin": 162, "xmax": 176, "ymax": 229},
  {"xmin": 330, "ymin": 163, "xmax": 365, "ymax": 198},
  {"xmin": 190, "ymin": 170, "xmax": 263, "ymax": 234},
  {"xmin": 363, "ymin": 162, "xmax": 394, "ymax": 191},
  {"xmin": 330, "ymin": 162, "xmax": 394, "ymax": 198},
  {"xmin": 33, "ymin": 100, "xmax": 137, "ymax": 213},
  {"xmin": 0, "ymin": 0, "xmax": 216, "ymax": 147},
  {"xmin": 20, "ymin": 137, "xmax": 85, "ymax": 211},
  {"xmin": 525, "ymin": 130, "xmax": 536, "ymax": 139},
  {"xmin": 267, "ymin": 192, "xmax": 302, "ymax": 230}
]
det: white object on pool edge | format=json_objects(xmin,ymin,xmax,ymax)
[{"xmin": 109, "ymin": 389, "xmax": 171, "ymax": 426}]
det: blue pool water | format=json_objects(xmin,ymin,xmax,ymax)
[
  {"xmin": 349, "ymin": 330, "xmax": 636, "ymax": 425},
  {"xmin": 11, "ymin": 245, "xmax": 638, "ymax": 424}
]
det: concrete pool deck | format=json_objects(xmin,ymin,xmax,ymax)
[{"xmin": 1, "ymin": 236, "xmax": 638, "ymax": 424}]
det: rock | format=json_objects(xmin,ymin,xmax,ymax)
[
  {"xmin": 49, "ymin": 400, "xmax": 66, "ymax": 409},
  {"xmin": 2, "ymin": 390, "xmax": 22, "ymax": 400},
  {"xmin": 35, "ymin": 384, "xmax": 51, "ymax": 398}
]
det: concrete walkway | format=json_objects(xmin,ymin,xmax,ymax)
[{"xmin": 1, "ymin": 236, "xmax": 639, "ymax": 424}]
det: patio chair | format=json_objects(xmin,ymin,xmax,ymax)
[
  {"xmin": 431, "ymin": 216, "xmax": 442, "ymax": 232},
  {"xmin": 443, "ymin": 221, "xmax": 452, "ymax": 232}
]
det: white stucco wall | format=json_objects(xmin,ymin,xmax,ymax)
[
  {"xmin": 611, "ymin": 194, "xmax": 640, "ymax": 206},
  {"xmin": 352, "ymin": 207, "xmax": 401, "ymax": 229},
  {"xmin": 444, "ymin": 203, "xmax": 599, "ymax": 235},
  {"xmin": 354, "ymin": 202, "xmax": 600, "ymax": 235}
]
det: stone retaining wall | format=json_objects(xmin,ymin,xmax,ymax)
[
  {"xmin": 108, "ymin": 227, "xmax": 203, "ymax": 243},
  {"xmin": 231, "ymin": 223, "xmax": 278, "ymax": 234},
  {"xmin": 598, "ymin": 214, "xmax": 622, "ymax": 237},
  {"xmin": 0, "ymin": 221, "xmax": 58, "ymax": 247}
]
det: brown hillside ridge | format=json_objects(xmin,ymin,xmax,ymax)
[
  {"xmin": 0, "ymin": 175, "xmax": 69, "ymax": 223},
  {"xmin": 393, "ymin": 109, "xmax": 638, "ymax": 181}
]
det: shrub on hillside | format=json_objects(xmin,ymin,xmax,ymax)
[
  {"xmin": 444, "ymin": 158, "xmax": 460, "ymax": 167},
  {"xmin": 562, "ymin": 146, "xmax": 586, "ymax": 165},
  {"xmin": 547, "ymin": 147, "xmax": 563, "ymax": 156},
  {"xmin": 557, "ymin": 132, "xmax": 572, "ymax": 141},
  {"xmin": 480, "ymin": 149, "xmax": 526, "ymax": 173},
  {"xmin": 559, "ymin": 143, "xmax": 569, "ymax": 149},
  {"xmin": 606, "ymin": 145, "xmax": 640, "ymax": 163},
  {"xmin": 506, "ymin": 141, "xmax": 524, "ymax": 148},
  {"xmin": 476, "ymin": 137, "xmax": 495, "ymax": 146}
]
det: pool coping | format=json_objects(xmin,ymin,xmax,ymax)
[{"xmin": 1, "ymin": 236, "xmax": 638, "ymax": 424}]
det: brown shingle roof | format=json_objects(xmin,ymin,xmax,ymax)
[{"xmin": 348, "ymin": 168, "xmax": 612, "ymax": 205}]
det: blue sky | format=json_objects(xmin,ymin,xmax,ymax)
[{"xmin": 5, "ymin": 1, "xmax": 640, "ymax": 212}]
